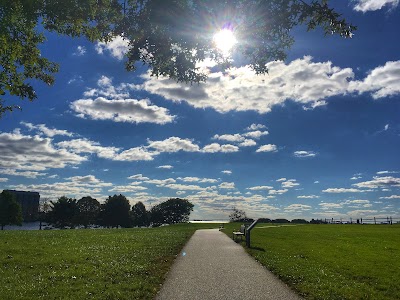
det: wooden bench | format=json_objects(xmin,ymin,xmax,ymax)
[{"xmin": 232, "ymin": 224, "xmax": 246, "ymax": 242}]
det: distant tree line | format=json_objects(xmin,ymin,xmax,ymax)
[
  {"xmin": 0, "ymin": 190, "xmax": 194, "ymax": 230},
  {"xmin": 228, "ymin": 208, "xmax": 315, "ymax": 224},
  {"xmin": 43, "ymin": 195, "xmax": 194, "ymax": 229}
]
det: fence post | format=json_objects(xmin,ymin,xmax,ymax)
[
  {"xmin": 374, "ymin": 217, "xmax": 376, "ymax": 225},
  {"xmin": 390, "ymin": 216, "xmax": 393, "ymax": 225}
]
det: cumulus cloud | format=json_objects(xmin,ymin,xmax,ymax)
[
  {"xmin": 213, "ymin": 133, "xmax": 245, "ymax": 142},
  {"xmin": 243, "ymin": 130, "xmax": 269, "ymax": 139},
  {"xmin": 281, "ymin": 179, "xmax": 299, "ymax": 188},
  {"xmin": 178, "ymin": 177, "xmax": 218, "ymax": 183},
  {"xmin": 114, "ymin": 147, "xmax": 158, "ymax": 161},
  {"xmin": 157, "ymin": 165, "xmax": 173, "ymax": 169},
  {"xmin": 71, "ymin": 97, "xmax": 174, "ymax": 124},
  {"xmin": 239, "ymin": 139, "xmax": 257, "ymax": 147},
  {"xmin": 349, "ymin": 61, "xmax": 400, "ymax": 98},
  {"xmin": 269, "ymin": 189, "xmax": 288, "ymax": 195},
  {"xmin": 219, "ymin": 182, "xmax": 235, "ymax": 189},
  {"xmin": 319, "ymin": 202, "xmax": 342, "ymax": 209},
  {"xmin": 285, "ymin": 204, "xmax": 312, "ymax": 211},
  {"xmin": 0, "ymin": 131, "xmax": 85, "ymax": 178},
  {"xmin": 202, "ymin": 143, "xmax": 239, "ymax": 153},
  {"xmin": 293, "ymin": 150, "xmax": 317, "ymax": 158},
  {"xmin": 21, "ymin": 122, "xmax": 74, "ymax": 138},
  {"xmin": 57, "ymin": 138, "xmax": 120, "ymax": 159},
  {"xmin": 221, "ymin": 170, "xmax": 232, "ymax": 175},
  {"xmin": 256, "ymin": 144, "xmax": 278, "ymax": 152},
  {"xmin": 298, "ymin": 195, "xmax": 320, "ymax": 199},
  {"xmin": 322, "ymin": 188, "xmax": 365, "ymax": 193},
  {"xmin": 95, "ymin": 36, "xmax": 129, "ymax": 60},
  {"xmin": 127, "ymin": 174, "xmax": 150, "ymax": 181},
  {"xmin": 73, "ymin": 45, "xmax": 86, "ymax": 56},
  {"xmin": 379, "ymin": 195, "xmax": 400, "ymax": 199},
  {"xmin": 353, "ymin": 0, "xmax": 399, "ymax": 12},
  {"xmin": 353, "ymin": 176, "xmax": 400, "ymax": 189},
  {"xmin": 148, "ymin": 137, "xmax": 200, "ymax": 153},
  {"xmin": 0, "ymin": 178, "xmax": 8, "ymax": 182},
  {"xmin": 247, "ymin": 185, "xmax": 273, "ymax": 191},
  {"xmin": 376, "ymin": 170, "xmax": 399, "ymax": 174},
  {"xmin": 246, "ymin": 124, "xmax": 266, "ymax": 131},
  {"xmin": 140, "ymin": 56, "xmax": 355, "ymax": 114},
  {"xmin": 164, "ymin": 183, "xmax": 204, "ymax": 191}
]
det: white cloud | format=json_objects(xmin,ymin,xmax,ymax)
[
  {"xmin": 108, "ymin": 184, "xmax": 148, "ymax": 193},
  {"xmin": 21, "ymin": 122, "xmax": 74, "ymax": 138},
  {"xmin": 219, "ymin": 182, "xmax": 235, "ymax": 189},
  {"xmin": 349, "ymin": 61, "xmax": 400, "ymax": 98},
  {"xmin": 239, "ymin": 139, "xmax": 257, "ymax": 147},
  {"xmin": 246, "ymin": 124, "xmax": 266, "ymax": 131},
  {"xmin": 319, "ymin": 202, "xmax": 342, "ymax": 209},
  {"xmin": 95, "ymin": 36, "xmax": 129, "ymax": 60},
  {"xmin": 65, "ymin": 175, "xmax": 112, "ymax": 187},
  {"xmin": 350, "ymin": 176, "xmax": 362, "ymax": 180},
  {"xmin": 127, "ymin": 174, "xmax": 150, "ymax": 181},
  {"xmin": 256, "ymin": 144, "xmax": 277, "ymax": 152},
  {"xmin": 157, "ymin": 165, "xmax": 173, "ymax": 169},
  {"xmin": 353, "ymin": 0, "xmax": 399, "ymax": 12},
  {"xmin": 73, "ymin": 45, "xmax": 86, "ymax": 56},
  {"xmin": 243, "ymin": 130, "xmax": 269, "ymax": 139},
  {"xmin": 71, "ymin": 97, "xmax": 174, "ymax": 124},
  {"xmin": 314, "ymin": 181, "xmax": 320, "ymax": 184},
  {"xmin": 164, "ymin": 183, "xmax": 204, "ymax": 191},
  {"xmin": 269, "ymin": 189, "xmax": 288, "ymax": 195},
  {"xmin": 178, "ymin": 177, "xmax": 218, "ymax": 183},
  {"xmin": 0, "ymin": 131, "xmax": 85, "ymax": 178},
  {"xmin": 57, "ymin": 138, "xmax": 120, "ymax": 159},
  {"xmin": 213, "ymin": 133, "xmax": 245, "ymax": 142},
  {"xmin": 322, "ymin": 188, "xmax": 365, "ymax": 193},
  {"xmin": 285, "ymin": 204, "xmax": 312, "ymax": 211},
  {"xmin": 384, "ymin": 124, "xmax": 389, "ymax": 131},
  {"xmin": 379, "ymin": 195, "xmax": 400, "ymax": 199},
  {"xmin": 148, "ymin": 137, "xmax": 200, "ymax": 153},
  {"xmin": 298, "ymin": 195, "xmax": 320, "ymax": 199},
  {"xmin": 221, "ymin": 170, "xmax": 232, "ymax": 175},
  {"xmin": 144, "ymin": 178, "xmax": 176, "ymax": 186},
  {"xmin": 202, "ymin": 143, "xmax": 239, "ymax": 153},
  {"xmin": 114, "ymin": 147, "xmax": 157, "ymax": 161},
  {"xmin": 247, "ymin": 185, "xmax": 273, "ymax": 191},
  {"xmin": 376, "ymin": 170, "xmax": 399, "ymax": 174},
  {"xmin": 281, "ymin": 179, "xmax": 299, "ymax": 188},
  {"xmin": 141, "ymin": 56, "xmax": 355, "ymax": 113},
  {"xmin": 276, "ymin": 178, "xmax": 287, "ymax": 182},
  {"xmin": 353, "ymin": 176, "xmax": 400, "ymax": 189},
  {"xmin": 293, "ymin": 150, "xmax": 317, "ymax": 158},
  {"xmin": 0, "ymin": 178, "xmax": 8, "ymax": 182}
]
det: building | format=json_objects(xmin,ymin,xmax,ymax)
[{"xmin": 4, "ymin": 190, "xmax": 40, "ymax": 222}]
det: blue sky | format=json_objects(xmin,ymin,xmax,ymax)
[{"xmin": 1, "ymin": 0, "xmax": 400, "ymax": 221}]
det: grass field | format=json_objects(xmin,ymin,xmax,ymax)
[
  {"xmin": 0, "ymin": 223, "xmax": 216, "ymax": 300},
  {"xmin": 224, "ymin": 223, "xmax": 400, "ymax": 300}
]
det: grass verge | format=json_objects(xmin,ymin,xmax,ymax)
[
  {"xmin": 223, "ymin": 223, "xmax": 400, "ymax": 300},
  {"xmin": 0, "ymin": 223, "xmax": 216, "ymax": 300}
]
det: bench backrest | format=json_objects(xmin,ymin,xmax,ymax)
[{"xmin": 240, "ymin": 224, "xmax": 246, "ymax": 233}]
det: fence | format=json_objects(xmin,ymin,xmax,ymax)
[{"xmin": 324, "ymin": 217, "xmax": 399, "ymax": 225}]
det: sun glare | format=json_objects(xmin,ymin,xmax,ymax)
[{"xmin": 213, "ymin": 29, "xmax": 237, "ymax": 55}]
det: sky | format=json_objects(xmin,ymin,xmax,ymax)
[{"xmin": 1, "ymin": 0, "xmax": 400, "ymax": 221}]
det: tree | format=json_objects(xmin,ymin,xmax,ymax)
[
  {"xmin": 76, "ymin": 196, "xmax": 101, "ymax": 228},
  {"xmin": 0, "ymin": 0, "xmax": 356, "ymax": 117},
  {"xmin": 229, "ymin": 207, "xmax": 247, "ymax": 222},
  {"xmin": 131, "ymin": 201, "xmax": 149, "ymax": 227},
  {"xmin": 150, "ymin": 198, "xmax": 194, "ymax": 226},
  {"xmin": 0, "ymin": 190, "xmax": 23, "ymax": 230},
  {"xmin": 100, "ymin": 194, "xmax": 131, "ymax": 228},
  {"xmin": 48, "ymin": 196, "xmax": 78, "ymax": 228}
]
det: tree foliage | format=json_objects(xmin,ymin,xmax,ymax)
[
  {"xmin": 100, "ymin": 194, "xmax": 131, "ymax": 228},
  {"xmin": 76, "ymin": 196, "xmax": 101, "ymax": 228},
  {"xmin": 0, "ymin": 190, "xmax": 23, "ymax": 230},
  {"xmin": 229, "ymin": 207, "xmax": 247, "ymax": 222},
  {"xmin": 0, "ymin": 0, "xmax": 356, "ymax": 117},
  {"xmin": 150, "ymin": 198, "xmax": 194, "ymax": 226},
  {"xmin": 131, "ymin": 201, "xmax": 148, "ymax": 227},
  {"xmin": 48, "ymin": 196, "xmax": 78, "ymax": 228}
]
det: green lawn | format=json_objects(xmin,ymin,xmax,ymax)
[
  {"xmin": 223, "ymin": 223, "xmax": 400, "ymax": 300},
  {"xmin": 0, "ymin": 223, "xmax": 216, "ymax": 300}
]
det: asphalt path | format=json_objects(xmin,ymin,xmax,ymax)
[{"xmin": 156, "ymin": 229, "xmax": 302, "ymax": 300}]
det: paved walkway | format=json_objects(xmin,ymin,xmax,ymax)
[{"xmin": 156, "ymin": 229, "xmax": 302, "ymax": 300}]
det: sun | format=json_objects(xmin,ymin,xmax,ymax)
[{"xmin": 213, "ymin": 29, "xmax": 237, "ymax": 55}]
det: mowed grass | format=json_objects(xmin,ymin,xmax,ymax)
[
  {"xmin": 0, "ymin": 223, "xmax": 216, "ymax": 300},
  {"xmin": 224, "ymin": 223, "xmax": 400, "ymax": 300}
]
